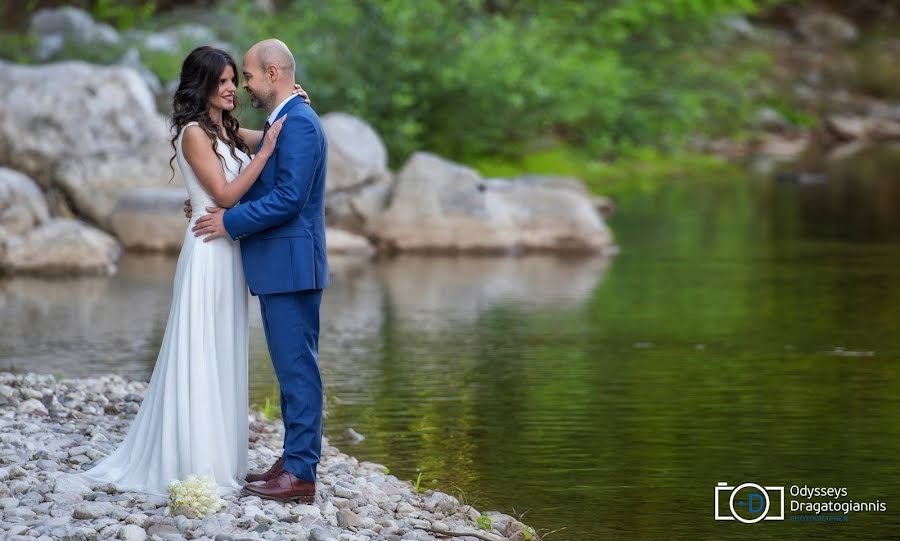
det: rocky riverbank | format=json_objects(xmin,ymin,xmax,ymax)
[
  {"xmin": 0, "ymin": 7, "xmax": 614, "ymax": 278},
  {"xmin": 701, "ymin": 6, "xmax": 900, "ymax": 167},
  {"xmin": 0, "ymin": 372, "xmax": 538, "ymax": 541}
]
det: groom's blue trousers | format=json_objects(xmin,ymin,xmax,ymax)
[{"xmin": 258, "ymin": 289, "xmax": 324, "ymax": 482}]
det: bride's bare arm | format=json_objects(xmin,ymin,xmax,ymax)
[
  {"xmin": 182, "ymin": 118, "xmax": 285, "ymax": 208},
  {"xmin": 238, "ymin": 128, "xmax": 263, "ymax": 151}
]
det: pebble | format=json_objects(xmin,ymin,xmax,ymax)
[{"xmin": 0, "ymin": 371, "xmax": 540, "ymax": 540}]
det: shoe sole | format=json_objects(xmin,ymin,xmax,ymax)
[{"xmin": 240, "ymin": 487, "xmax": 314, "ymax": 504}]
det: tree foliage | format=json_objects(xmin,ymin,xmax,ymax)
[{"xmin": 224, "ymin": 0, "xmax": 776, "ymax": 162}]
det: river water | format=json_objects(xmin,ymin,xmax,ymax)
[{"xmin": 2, "ymin": 146, "xmax": 900, "ymax": 539}]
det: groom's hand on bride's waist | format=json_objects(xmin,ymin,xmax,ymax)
[
  {"xmin": 192, "ymin": 207, "xmax": 228, "ymax": 242},
  {"xmin": 183, "ymin": 199, "xmax": 192, "ymax": 219}
]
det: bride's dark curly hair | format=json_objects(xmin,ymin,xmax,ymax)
[{"xmin": 169, "ymin": 46, "xmax": 251, "ymax": 180}]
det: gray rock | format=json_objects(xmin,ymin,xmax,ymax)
[
  {"xmin": 2, "ymin": 219, "xmax": 122, "ymax": 276},
  {"xmin": 18, "ymin": 491, "xmax": 43, "ymax": 506},
  {"xmin": 321, "ymin": 113, "xmax": 394, "ymax": 234},
  {"xmin": 72, "ymin": 500, "xmax": 124, "ymax": 519},
  {"xmin": 144, "ymin": 515, "xmax": 179, "ymax": 537},
  {"xmin": 17, "ymin": 398, "xmax": 49, "ymax": 416},
  {"xmin": 483, "ymin": 511, "xmax": 515, "ymax": 535},
  {"xmin": 310, "ymin": 527, "xmax": 339, "ymax": 541},
  {"xmin": 396, "ymin": 502, "xmax": 415, "ymax": 515},
  {"xmin": 337, "ymin": 509, "xmax": 362, "ymax": 528},
  {"xmin": 99, "ymin": 523, "xmax": 123, "ymax": 538},
  {"xmin": 325, "ymin": 228, "xmax": 375, "ymax": 257},
  {"xmin": 374, "ymin": 152, "xmax": 612, "ymax": 253},
  {"xmin": 292, "ymin": 504, "xmax": 322, "ymax": 520},
  {"xmin": 0, "ymin": 168, "xmax": 49, "ymax": 236},
  {"xmin": 29, "ymin": 7, "xmax": 120, "ymax": 60},
  {"xmin": 254, "ymin": 513, "xmax": 275, "ymax": 527},
  {"xmin": 5, "ymin": 506, "xmax": 37, "ymax": 520},
  {"xmin": 125, "ymin": 512, "xmax": 148, "ymax": 526},
  {"xmin": 322, "ymin": 112, "xmax": 389, "ymax": 193},
  {"xmin": 0, "ymin": 496, "xmax": 19, "ymax": 509},
  {"xmin": 110, "ymin": 187, "xmax": 189, "ymax": 253},
  {"xmin": 325, "ymin": 171, "xmax": 394, "ymax": 234},
  {"xmin": 0, "ymin": 61, "xmax": 182, "ymax": 230},
  {"xmin": 67, "ymin": 454, "xmax": 91, "ymax": 466},
  {"xmin": 342, "ymin": 428, "xmax": 367, "ymax": 444},
  {"xmin": 425, "ymin": 491, "xmax": 459, "ymax": 515},
  {"xmin": 56, "ymin": 525, "xmax": 96, "ymax": 540},
  {"xmin": 68, "ymin": 445, "xmax": 91, "ymax": 457}
]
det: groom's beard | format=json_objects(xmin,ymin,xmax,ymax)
[{"xmin": 249, "ymin": 90, "xmax": 276, "ymax": 110}]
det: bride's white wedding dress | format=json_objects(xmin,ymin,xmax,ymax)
[{"xmin": 77, "ymin": 122, "xmax": 251, "ymax": 496}]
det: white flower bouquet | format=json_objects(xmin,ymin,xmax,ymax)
[{"xmin": 165, "ymin": 474, "xmax": 226, "ymax": 518}]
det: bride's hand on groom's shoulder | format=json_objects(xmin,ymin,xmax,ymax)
[{"xmin": 293, "ymin": 83, "xmax": 310, "ymax": 104}]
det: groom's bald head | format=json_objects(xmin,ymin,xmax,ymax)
[
  {"xmin": 242, "ymin": 39, "xmax": 297, "ymax": 111},
  {"xmin": 247, "ymin": 39, "xmax": 295, "ymax": 78}
]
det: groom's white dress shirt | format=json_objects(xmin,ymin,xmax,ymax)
[{"xmin": 267, "ymin": 94, "xmax": 296, "ymax": 127}]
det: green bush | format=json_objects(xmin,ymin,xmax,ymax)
[{"xmin": 221, "ymin": 0, "xmax": 778, "ymax": 164}]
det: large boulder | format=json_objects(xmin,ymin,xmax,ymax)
[
  {"xmin": 0, "ymin": 61, "xmax": 181, "ymax": 231},
  {"xmin": 325, "ymin": 228, "xmax": 375, "ymax": 257},
  {"xmin": 321, "ymin": 113, "xmax": 394, "ymax": 233},
  {"xmin": 325, "ymin": 172, "xmax": 393, "ymax": 234},
  {"xmin": 29, "ymin": 7, "xmax": 121, "ymax": 61},
  {"xmin": 372, "ymin": 152, "xmax": 612, "ymax": 253},
  {"xmin": 322, "ymin": 112, "xmax": 389, "ymax": 193},
  {"xmin": 1, "ymin": 219, "xmax": 122, "ymax": 276},
  {"xmin": 110, "ymin": 187, "xmax": 189, "ymax": 253},
  {"xmin": 0, "ymin": 168, "xmax": 49, "ymax": 236}
]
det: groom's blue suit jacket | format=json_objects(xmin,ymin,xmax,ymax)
[{"xmin": 223, "ymin": 96, "xmax": 330, "ymax": 295}]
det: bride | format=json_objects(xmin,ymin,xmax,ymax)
[{"xmin": 76, "ymin": 46, "xmax": 304, "ymax": 496}]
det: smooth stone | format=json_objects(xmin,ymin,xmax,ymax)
[
  {"xmin": 336, "ymin": 509, "xmax": 362, "ymax": 528},
  {"xmin": 119, "ymin": 524, "xmax": 147, "ymax": 541}
]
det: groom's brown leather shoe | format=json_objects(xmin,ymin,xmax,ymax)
[
  {"xmin": 241, "ymin": 470, "xmax": 315, "ymax": 503},
  {"xmin": 244, "ymin": 456, "xmax": 284, "ymax": 484}
]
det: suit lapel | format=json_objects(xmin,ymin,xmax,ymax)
[{"xmin": 255, "ymin": 96, "xmax": 304, "ymax": 154}]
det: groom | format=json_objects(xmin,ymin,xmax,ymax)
[{"xmin": 191, "ymin": 38, "xmax": 329, "ymax": 503}]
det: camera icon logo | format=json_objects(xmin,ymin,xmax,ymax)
[{"xmin": 715, "ymin": 482, "xmax": 785, "ymax": 523}]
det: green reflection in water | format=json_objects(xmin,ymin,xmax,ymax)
[
  {"xmin": 273, "ymin": 148, "xmax": 900, "ymax": 541},
  {"xmin": 3, "ymin": 147, "xmax": 899, "ymax": 540}
]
